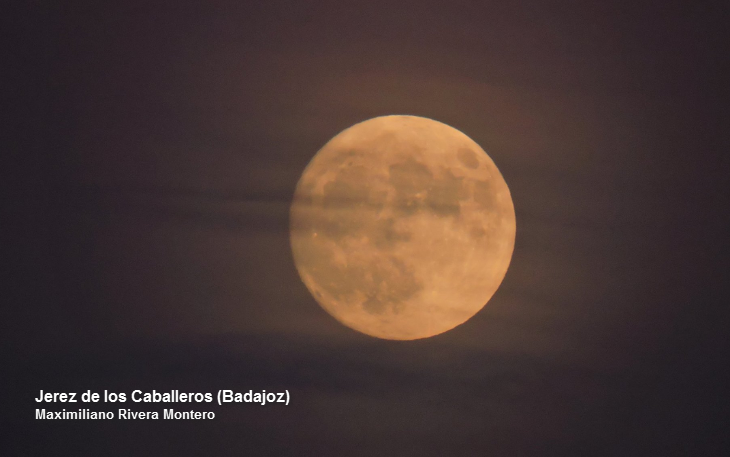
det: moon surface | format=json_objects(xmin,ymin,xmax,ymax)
[{"xmin": 290, "ymin": 115, "xmax": 516, "ymax": 340}]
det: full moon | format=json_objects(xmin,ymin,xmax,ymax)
[{"xmin": 290, "ymin": 115, "xmax": 516, "ymax": 340}]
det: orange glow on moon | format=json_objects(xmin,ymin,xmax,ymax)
[{"xmin": 290, "ymin": 115, "xmax": 516, "ymax": 340}]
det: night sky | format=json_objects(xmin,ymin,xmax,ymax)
[{"xmin": 5, "ymin": 1, "xmax": 728, "ymax": 455}]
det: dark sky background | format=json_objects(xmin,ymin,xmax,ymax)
[{"xmin": 5, "ymin": 0, "xmax": 728, "ymax": 455}]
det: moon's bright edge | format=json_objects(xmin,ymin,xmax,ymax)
[{"xmin": 290, "ymin": 115, "xmax": 515, "ymax": 340}]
